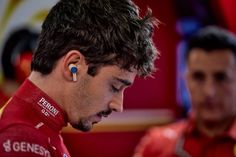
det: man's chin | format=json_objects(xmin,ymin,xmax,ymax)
[
  {"xmin": 199, "ymin": 115, "xmax": 223, "ymax": 124},
  {"xmin": 71, "ymin": 121, "xmax": 92, "ymax": 132}
]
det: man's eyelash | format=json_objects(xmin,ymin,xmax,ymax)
[{"xmin": 111, "ymin": 85, "xmax": 119, "ymax": 92}]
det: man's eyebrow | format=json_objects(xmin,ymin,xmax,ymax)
[{"xmin": 114, "ymin": 77, "xmax": 132, "ymax": 86}]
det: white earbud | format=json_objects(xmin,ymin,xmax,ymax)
[{"xmin": 69, "ymin": 64, "xmax": 78, "ymax": 82}]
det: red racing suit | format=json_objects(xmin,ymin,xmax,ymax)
[
  {"xmin": 0, "ymin": 79, "xmax": 71, "ymax": 157},
  {"xmin": 133, "ymin": 119, "xmax": 236, "ymax": 157}
]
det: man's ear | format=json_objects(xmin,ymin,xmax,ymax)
[{"xmin": 61, "ymin": 50, "xmax": 87, "ymax": 82}]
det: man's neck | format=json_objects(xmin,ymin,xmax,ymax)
[
  {"xmin": 197, "ymin": 117, "xmax": 235, "ymax": 137},
  {"xmin": 28, "ymin": 71, "xmax": 65, "ymax": 110}
]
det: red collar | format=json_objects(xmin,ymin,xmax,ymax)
[
  {"xmin": 184, "ymin": 116, "xmax": 236, "ymax": 140},
  {"xmin": 13, "ymin": 79, "xmax": 68, "ymax": 132}
]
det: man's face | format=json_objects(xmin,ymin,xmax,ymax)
[
  {"xmin": 65, "ymin": 65, "xmax": 136, "ymax": 132},
  {"xmin": 186, "ymin": 48, "xmax": 236, "ymax": 124}
]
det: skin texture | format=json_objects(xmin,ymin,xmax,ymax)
[
  {"xmin": 29, "ymin": 50, "xmax": 136, "ymax": 132},
  {"xmin": 186, "ymin": 48, "xmax": 236, "ymax": 136}
]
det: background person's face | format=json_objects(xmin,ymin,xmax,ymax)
[
  {"xmin": 186, "ymin": 48, "xmax": 236, "ymax": 124},
  {"xmin": 65, "ymin": 65, "xmax": 136, "ymax": 132}
]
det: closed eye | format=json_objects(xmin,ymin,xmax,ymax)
[{"xmin": 111, "ymin": 85, "xmax": 120, "ymax": 93}]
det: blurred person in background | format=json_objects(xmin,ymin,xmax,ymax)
[
  {"xmin": 0, "ymin": 28, "xmax": 38, "ymax": 107},
  {"xmin": 133, "ymin": 26, "xmax": 236, "ymax": 157},
  {"xmin": 0, "ymin": 0, "xmax": 159, "ymax": 156}
]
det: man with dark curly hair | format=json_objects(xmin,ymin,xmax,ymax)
[{"xmin": 0, "ymin": 0, "xmax": 159, "ymax": 156}]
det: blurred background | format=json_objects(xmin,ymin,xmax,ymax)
[{"xmin": 0, "ymin": 0, "xmax": 235, "ymax": 157}]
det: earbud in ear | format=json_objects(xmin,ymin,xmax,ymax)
[{"xmin": 69, "ymin": 64, "xmax": 78, "ymax": 82}]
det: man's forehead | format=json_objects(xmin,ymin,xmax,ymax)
[
  {"xmin": 188, "ymin": 51, "xmax": 236, "ymax": 70},
  {"xmin": 98, "ymin": 65, "xmax": 136, "ymax": 84},
  {"xmin": 188, "ymin": 65, "xmax": 234, "ymax": 73},
  {"xmin": 113, "ymin": 70, "xmax": 137, "ymax": 85},
  {"xmin": 188, "ymin": 49, "xmax": 236, "ymax": 62}
]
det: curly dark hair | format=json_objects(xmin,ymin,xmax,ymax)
[
  {"xmin": 31, "ymin": 0, "xmax": 159, "ymax": 77},
  {"xmin": 186, "ymin": 26, "xmax": 236, "ymax": 60}
]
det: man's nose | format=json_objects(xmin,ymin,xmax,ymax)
[
  {"xmin": 203, "ymin": 79, "xmax": 216, "ymax": 98},
  {"xmin": 109, "ymin": 93, "xmax": 124, "ymax": 112}
]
